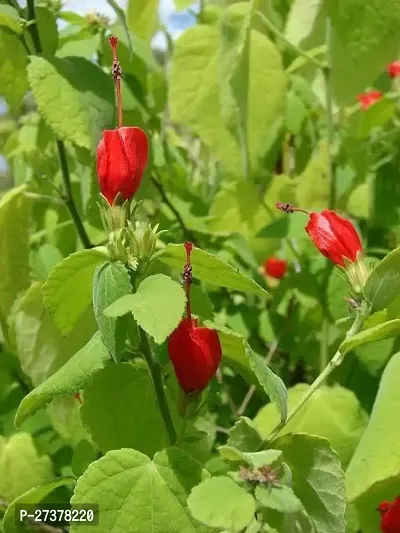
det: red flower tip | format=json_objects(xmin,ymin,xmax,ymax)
[
  {"xmin": 305, "ymin": 209, "xmax": 363, "ymax": 267},
  {"xmin": 357, "ymin": 90, "xmax": 382, "ymax": 110},
  {"xmin": 96, "ymin": 127, "xmax": 149, "ymax": 205},
  {"xmin": 387, "ymin": 60, "xmax": 400, "ymax": 78},
  {"xmin": 109, "ymin": 36, "xmax": 118, "ymax": 49},
  {"xmin": 184, "ymin": 241, "xmax": 193, "ymax": 261},
  {"xmin": 168, "ymin": 317, "xmax": 222, "ymax": 394},
  {"xmin": 378, "ymin": 496, "xmax": 400, "ymax": 533},
  {"xmin": 264, "ymin": 257, "xmax": 287, "ymax": 279}
]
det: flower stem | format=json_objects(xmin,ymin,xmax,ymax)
[
  {"xmin": 56, "ymin": 140, "xmax": 92, "ymax": 249},
  {"xmin": 26, "ymin": 0, "xmax": 42, "ymax": 54},
  {"xmin": 324, "ymin": 16, "xmax": 335, "ymax": 210},
  {"xmin": 265, "ymin": 300, "xmax": 370, "ymax": 444},
  {"xmin": 139, "ymin": 329, "xmax": 177, "ymax": 445}
]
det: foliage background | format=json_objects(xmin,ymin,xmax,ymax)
[{"xmin": 0, "ymin": 0, "xmax": 400, "ymax": 532}]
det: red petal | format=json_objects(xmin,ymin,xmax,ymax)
[
  {"xmin": 118, "ymin": 127, "xmax": 149, "ymax": 197},
  {"xmin": 321, "ymin": 210, "xmax": 362, "ymax": 262},
  {"xmin": 264, "ymin": 257, "xmax": 287, "ymax": 279}
]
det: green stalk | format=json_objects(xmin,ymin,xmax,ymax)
[
  {"xmin": 139, "ymin": 329, "xmax": 177, "ymax": 445},
  {"xmin": 266, "ymin": 300, "xmax": 370, "ymax": 444}
]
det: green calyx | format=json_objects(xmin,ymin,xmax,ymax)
[{"xmin": 98, "ymin": 194, "xmax": 165, "ymax": 270}]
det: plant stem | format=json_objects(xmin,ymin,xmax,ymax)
[
  {"xmin": 139, "ymin": 329, "xmax": 177, "ymax": 445},
  {"xmin": 320, "ymin": 317, "xmax": 330, "ymax": 374},
  {"xmin": 324, "ymin": 16, "xmax": 335, "ymax": 210},
  {"xmin": 151, "ymin": 175, "xmax": 199, "ymax": 246},
  {"xmin": 256, "ymin": 11, "xmax": 325, "ymax": 70},
  {"xmin": 266, "ymin": 301, "xmax": 370, "ymax": 443},
  {"xmin": 26, "ymin": 0, "xmax": 42, "ymax": 54},
  {"xmin": 56, "ymin": 140, "xmax": 92, "ymax": 249}
]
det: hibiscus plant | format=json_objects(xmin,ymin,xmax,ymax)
[{"xmin": 0, "ymin": 1, "xmax": 400, "ymax": 533}]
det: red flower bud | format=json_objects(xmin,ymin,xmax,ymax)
[
  {"xmin": 168, "ymin": 317, "xmax": 222, "ymax": 394},
  {"xmin": 168, "ymin": 242, "xmax": 222, "ymax": 394},
  {"xmin": 387, "ymin": 60, "xmax": 400, "ymax": 78},
  {"xmin": 378, "ymin": 497, "xmax": 400, "ymax": 533},
  {"xmin": 264, "ymin": 257, "xmax": 287, "ymax": 279},
  {"xmin": 357, "ymin": 90, "xmax": 382, "ymax": 110},
  {"xmin": 305, "ymin": 209, "xmax": 362, "ymax": 267},
  {"xmin": 96, "ymin": 127, "xmax": 148, "ymax": 205}
]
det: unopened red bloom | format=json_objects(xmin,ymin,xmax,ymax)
[
  {"xmin": 96, "ymin": 36, "xmax": 149, "ymax": 205},
  {"xmin": 264, "ymin": 257, "xmax": 287, "ymax": 279},
  {"xmin": 305, "ymin": 210, "xmax": 362, "ymax": 267},
  {"xmin": 357, "ymin": 90, "xmax": 382, "ymax": 110},
  {"xmin": 97, "ymin": 127, "xmax": 148, "ymax": 205},
  {"xmin": 378, "ymin": 497, "xmax": 400, "ymax": 533},
  {"xmin": 168, "ymin": 242, "xmax": 222, "ymax": 394},
  {"xmin": 387, "ymin": 60, "xmax": 400, "ymax": 78}
]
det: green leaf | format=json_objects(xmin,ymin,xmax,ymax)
[
  {"xmin": 0, "ymin": 185, "xmax": 30, "ymax": 319},
  {"xmin": 36, "ymin": 6, "xmax": 58, "ymax": 55},
  {"xmin": 188, "ymin": 476, "xmax": 256, "ymax": 533},
  {"xmin": 127, "ymin": 0, "xmax": 159, "ymax": 41},
  {"xmin": 15, "ymin": 331, "xmax": 110, "ymax": 427},
  {"xmin": 0, "ymin": 433, "xmax": 53, "ymax": 502},
  {"xmin": 346, "ymin": 352, "xmax": 400, "ymax": 515},
  {"xmin": 2, "ymin": 477, "xmax": 75, "ymax": 533},
  {"xmin": 339, "ymin": 319, "xmax": 400, "ymax": 358},
  {"xmin": 255, "ymin": 485, "xmax": 302, "ymax": 513},
  {"xmin": 169, "ymin": 17, "xmax": 286, "ymax": 175},
  {"xmin": 28, "ymin": 55, "xmax": 114, "ymax": 150},
  {"xmin": 204, "ymin": 324, "xmax": 257, "ymax": 386},
  {"xmin": 347, "ymin": 98, "xmax": 396, "ymax": 139},
  {"xmin": 11, "ymin": 281, "xmax": 97, "ymax": 388},
  {"xmin": 0, "ymin": 29, "xmax": 28, "ymax": 110},
  {"xmin": 71, "ymin": 439, "xmax": 97, "ymax": 477},
  {"xmin": 80, "ymin": 363, "xmax": 171, "ymax": 457},
  {"xmin": 0, "ymin": 5, "xmax": 22, "ymax": 34},
  {"xmin": 42, "ymin": 248, "xmax": 108, "ymax": 335},
  {"xmin": 93, "ymin": 262, "xmax": 132, "ymax": 363},
  {"xmin": 155, "ymin": 244, "xmax": 268, "ymax": 298},
  {"xmin": 254, "ymin": 384, "xmax": 368, "ymax": 467},
  {"xmin": 364, "ymin": 247, "xmax": 400, "ymax": 311},
  {"xmin": 274, "ymin": 434, "xmax": 346, "ymax": 533},
  {"xmin": 105, "ymin": 274, "xmax": 186, "ymax": 344},
  {"xmin": 70, "ymin": 447, "xmax": 210, "ymax": 533},
  {"xmin": 295, "ymin": 140, "xmax": 329, "ymax": 210},
  {"xmin": 226, "ymin": 417, "xmax": 263, "ymax": 452},
  {"xmin": 246, "ymin": 344, "xmax": 287, "ymax": 423},
  {"xmin": 328, "ymin": 0, "xmax": 400, "ymax": 103},
  {"xmin": 242, "ymin": 450, "xmax": 282, "ymax": 469},
  {"xmin": 284, "ymin": 0, "xmax": 324, "ymax": 46}
]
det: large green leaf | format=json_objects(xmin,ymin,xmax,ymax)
[
  {"xmin": 154, "ymin": 244, "xmax": 268, "ymax": 298},
  {"xmin": 328, "ymin": 0, "xmax": 400, "ymax": 103},
  {"xmin": 187, "ymin": 476, "xmax": 256, "ymax": 533},
  {"xmin": 338, "ymin": 319, "xmax": 400, "ymax": 358},
  {"xmin": 0, "ymin": 29, "xmax": 29, "ymax": 110},
  {"xmin": 255, "ymin": 384, "xmax": 368, "ymax": 466},
  {"xmin": 0, "ymin": 185, "xmax": 30, "ymax": 319},
  {"xmin": 169, "ymin": 16, "xmax": 286, "ymax": 175},
  {"xmin": 364, "ymin": 247, "xmax": 400, "ymax": 312},
  {"xmin": 346, "ymin": 352, "xmax": 400, "ymax": 533},
  {"xmin": 11, "ymin": 282, "xmax": 97, "ymax": 388},
  {"xmin": 246, "ymin": 344, "xmax": 287, "ymax": 423},
  {"xmin": 93, "ymin": 262, "xmax": 133, "ymax": 362},
  {"xmin": 0, "ymin": 5, "xmax": 22, "ymax": 34},
  {"xmin": 127, "ymin": 0, "xmax": 159, "ymax": 41},
  {"xmin": 274, "ymin": 434, "xmax": 346, "ymax": 533},
  {"xmin": 70, "ymin": 447, "xmax": 210, "ymax": 533},
  {"xmin": 226, "ymin": 417, "xmax": 263, "ymax": 452},
  {"xmin": 36, "ymin": 6, "xmax": 59, "ymax": 55},
  {"xmin": 80, "ymin": 363, "xmax": 171, "ymax": 457},
  {"xmin": 105, "ymin": 274, "xmax": 186, "ymax": 344},
  {"xmin": 42, "ymin": 248, "xmax": 108, "ymax": 335},
  {"xmin": 2, "ymin": 477, "xmax": 75, "ymax": 533},
  {"xmin": 28, "ymin": 55, "xmax": 114, "ymax": 150},
  {"xmin": 15, "ymin": 331, "xmax": 110, "ymax": 427},
  {"xmin": 0, "ymin": 433, "xmax": 53, "ymax": 502}
]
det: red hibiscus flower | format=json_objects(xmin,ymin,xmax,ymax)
[
  {"xmin": 357, "ymin": 90, "xmax": 382, "ymax": 110},
  {"xmin": 264, "ymin": 257, "xmax": 287, "ymax": 279},
  {"xmin": 378, "ymin": 497, "xmax": 400, "ymax": 533}
]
